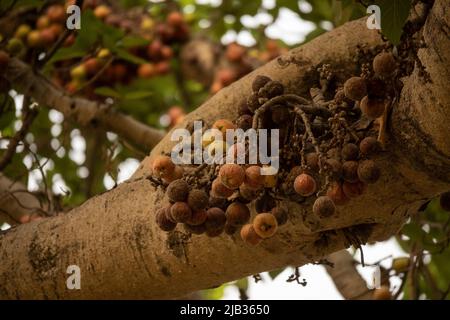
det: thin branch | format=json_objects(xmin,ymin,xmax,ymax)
[{"xmin": 0, "ymin": 100, "xmax": 37, "ymax": 171}]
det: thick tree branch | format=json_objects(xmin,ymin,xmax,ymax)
[
  {"xmin": 325, "ymin": 250, "xmax": 372, "ymax": 300},
  {"xmin": 3, "ymin": 58, "xmax": 165, "ymax": 152},
  {"xmin": 0, "ymin": 2, "xmax": 449, "ymax": 299}
]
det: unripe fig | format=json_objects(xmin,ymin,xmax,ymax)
[
  {"xmin": 205, "ymin": 207, "xmax": 227, "ymax": 230},
  {"xmin": 97, "ymin": 48, "xmax": 111, "ymax": 59},
  {"xmin": 152, "ymin": 155, "xmax": 175, "ymax": 179},
  {"xmin": 212, "ymin": 119, "xmax": 236, "ymax": 138},
  {"xmin": 140, "ymin": 17, "xmax": 155, "ymax": 32},
  {"xmin": 94, "ymin": 5, "xmax": 111, "ymax": 19},
  {"xmin": 211, "ymin": 178, "xmax": 234, "ymax": 199},
  {"xmin": 170, "ymin": 202, "xmax": 192, "ymax": 223},
  {"xmin": 294, "ymin": 173, "xmax": 317, "ymax": 196},
  {"xmin": 240, "ymin": 224, "xmax": 262, "ymax": 245},
  {"xmin": 359, "ymin": 136, "xmax": 381, "ymax": 156},
  {"xmin": 253, "ymin": 213, "xmax": 278, "ymax": 238},
  {"xmin": 326, "ymin": 182, "xmax": 350, "ymax": 206},
  {"xmin": 373, "ymin": 52, "xmax": 396, "ymax": 78},
  {"xmin": 357, "ymin": 160, "xmax": 380, "ymax": 184},
  {"xmin": 235, "ymin": 114, "xmax": 253, "ymax": 130},
  {"xmin": 156, "ymin": 207, "xmax": 177, "ymax": 231},
  {"xmin": 313, "ymin": 196, "xmax": 336, "ymax": 218},
  {"xmin": 440, "ymin": 191, "xmax": 450, "ymax": 211},
  {"xmin": 6, "ymin": 38, "xmax": 24, "ymax": 56},
  {"xmin": 244, "ymin": 166, "xmax": 264, "ymax": 190},
  {"xmin": 14, "ymin": 24, "xmax": 31, "ymax": 39},
  {"xmin": 186, "ymin": 209, "xmax": 207, "ymax": 226},
  {"xmin": 344, "ymin": 77, "xmax": 367, "ymax": 101},
  {"xmin": 391, "ymin": 257, "xmax": 410, "ymax": 273},
  {"xmin": 70, "ymin": 65, "xmax": 87, "ymax": 80},
  {"xmin": 187, "ymin": 189, "xmax": 209, "ymax": 211},
  {"xmin": 226, "ymin": 202, "xmax": 250, "ymax": 226},
  {"xmin": 360, "ymin": 96, "xmax": 385, "ymax": 119},
  {"xmin": 271, "ymin": 206, "xmax": 288, "ymax": 226},
  {"xmin": 372, "ymin": 286, "xmax": 391, "ymax": 300},
  {"xmin": 342, "ymin": 180, "xmax": 366, "ymax": 198},
  {"xmin": 219, "ymin": 164, "xmax": 245, "ymax": 190},
  {"xmin": 252, "ymin": 75, "xmax": 271, "ymax": 93},
  {"xmin": 342, "ymin": 161, "xmax": 359, "ymax": 183},
  {"xmin": 341, "ymin": 143, "xmax": 359, "ymax": 161},
  {"xmin": 166, "ymin": 179, "xmax": 189, "ymax": 202}
]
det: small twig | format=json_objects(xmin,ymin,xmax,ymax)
[{"xmin": 0, "ymin": 100, "xmax": 37, "ymax": 171}]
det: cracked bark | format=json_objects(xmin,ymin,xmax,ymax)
[{"xmin": 0, "ymin": 1, "xmax": 449, "ymax": 299}]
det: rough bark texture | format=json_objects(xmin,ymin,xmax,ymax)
[
  {"xmin": 3, "ymin": 59, "xmax": 165, "ymax": 152},
  {"xmin": 0, "ymin": 1, "xmax": 449, "ymax": 299}
]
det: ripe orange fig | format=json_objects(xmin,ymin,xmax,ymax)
[
  {"xmin": 294, "ymin": 173, "xmax": 317, "ymax": 197},
  {"xmin": 138, "ymin": 63, "xmax": 156, "ymax": 79},
  {"xmin": 240, "ymin": 224, "xmax": 262, "ymax": 245},
  {"xmin": 253, "ymin": 213, "xmax": 278, "ymax": 238}
]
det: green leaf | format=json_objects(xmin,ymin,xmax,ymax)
[
  {"xmin": 123, "ymin": 91, "xmax": 153, "ymax": 100},
  {"xmin": 49, "ymin": 48, "xmax": 88, "ymax": 63},
  {"xmin": 0, "ymin": 94, "xmax": 16, "ymax": 130},
  {"xmin": 94, "ymin": 87, "xmax": 122, "ymax": 99},
  {"xmin": 120, "ymin": 36, "xmax": 150, "ymax": 48},
  {"xmin": 114, "ymin": 48, "xmax": 149, "ymax": 65},
  {"xmin": 375, "ymin": 0, "xmax": 412, "ymax": 45},
  {"xmin": 268, "ymin": 268, "xmax": 284, "ymax": 280}
]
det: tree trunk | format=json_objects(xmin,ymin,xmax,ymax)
[{"xmin": 0, "ymin": 0, "xmax": 449, "ymax": 299}]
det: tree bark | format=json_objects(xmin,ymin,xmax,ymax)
[
  {"xmin": 325, "ymin": 250, "xmax": 372, "ymax": 300},
  {"xmin": 0, "ymin": 1, "xmax": 449, "ymax": 299}
]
